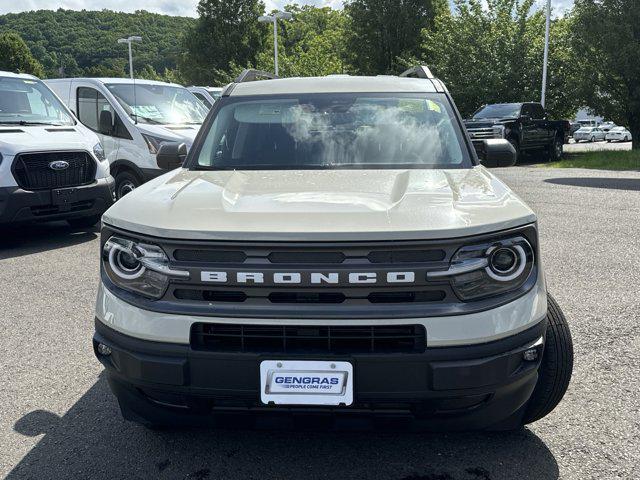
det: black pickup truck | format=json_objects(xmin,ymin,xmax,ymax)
[{"xmin": 463, "ymin": 102, "xmax": 570, "ymax": 163}]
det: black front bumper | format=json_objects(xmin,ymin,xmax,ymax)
[
  {"xmin": 94, "ymin": 319, "xmax": 546, "ymax": 430},
  {"xmin": 0, "ymin": 177, "xmax": 115, "ymax": 225}
]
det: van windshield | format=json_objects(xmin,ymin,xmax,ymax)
[
  {"xmin": 193, "ymin": 93, "xmax": 471, "ymax": 170},
  {"xmin": 106, "ymin": 83, "xmax": 208, "ymax": 125},
  {"xmin": 0, "ymin": 77, "xmax": 74, "ymax": 126}
]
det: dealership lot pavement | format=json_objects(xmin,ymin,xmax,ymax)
[{"xmin": 1, "ymin": 166, "xmax": 639, "ymax": 480}]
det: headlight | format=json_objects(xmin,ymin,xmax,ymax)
[
  {"xmin": 93, "ymin": 143, "xmax": 106, "ymax": 162},
  {"xmin": 142, "ymin": 134, "xmax": 173, "ymax": 154},
  {"xmin": 428, "ymin": 235, "xmax": 534, "ymax": 301},
  {"xmin": 492, "ymin": 125, "xmax": 505, "ymax": 138},
  {"xmin": 102, "ymin": 236, "xmax": 189, "ymax": 299}
]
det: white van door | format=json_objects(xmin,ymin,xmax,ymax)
[{"xmin": 74, "ymin": 83, "xmax": 122, "ymax": 163}]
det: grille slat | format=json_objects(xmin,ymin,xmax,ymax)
[
  {"xmin": 13, "ymin": 151, "xmax": 96, "ymax": 190},
  {"xmin": 191, "ymin": 323, "xmax": 426, "ymax": 354}
]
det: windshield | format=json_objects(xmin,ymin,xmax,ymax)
[
  {"xmin": 577, "ymin": 127, "xmax": 593, "ymax": 132},
  {"xmin": 193, "ymin": 93, "xmax": 470, "ymax": 170},
  {"xmin": 0, "ymin": 77, "xmax": 74, "ymax": 126},
  {"xmin": 473, "ymin": 104, "xmax": 521, "ymax": 119},
  {"xmin": 610, "ymin": 127, "xmax": 625, "ymax": 131},
  {"xmin": 106, "ymin": 83, "xmax": 208, "ymax": 125}
]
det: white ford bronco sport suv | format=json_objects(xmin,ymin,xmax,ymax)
[{"xmin": 94, "ymin": 67, "xmax": 573, "ymax": 430}]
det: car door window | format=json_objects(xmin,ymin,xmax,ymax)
[
  {"xmin": 192, "ymin": 92, "xmax": 212, "ymax": 109},
  {"xmin": 531, "ymin": 104, "xmax": 545, "ymax": 119},
  {"xmin": 521, "ymin": 104, "xmax": 533, "ymax": 118},
  {"xmin": 77, "ymin": 86, "xmax": 132, "ymax": 139}
]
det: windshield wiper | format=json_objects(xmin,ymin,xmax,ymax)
[
  {"xmin": 130, "ymin": 114, "xmax": 163, "ymax": 125},
  {"xmin": 0, "ymin": 121, "xmax": 64, "ymax": 126}
]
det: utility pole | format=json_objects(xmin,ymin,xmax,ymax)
[
  {"xmin": 117, "ymin": 36, "xmax": 142, "ymax": 79},
  {"xmin": 541, "ymin": 0, "xmax": 551, "ymax": 107},
  {"xmin": 258, "ymin": 11, "xmax": 293, "ymax": 76}
]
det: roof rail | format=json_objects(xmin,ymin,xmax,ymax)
[
  {"xmin": 399, "ymin": 66, "xmax": 434, "ymax": 79},
  {"xmin": 234, "ymin": 69, "xmax": 278, "ymax": 83}
]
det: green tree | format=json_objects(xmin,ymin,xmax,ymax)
[
  {"xmin": 0, "ymin": 9, "xmax": 194, "ymax": 79},
  {"xmin": 345, "ymin": 0, "xmax": 447, "ymax": 75},
  {"xmin": 255, "ymin": 5, "xmax": 349, "ymax": 77},
  {"xmin": 573, "ymin": 0, "xmax": 640, "ymax": 149},
  {"xmin": 419, "ymin": 0, "xmax": 579, "ymax": 119},
  {"xmin": 181, "ymin": 0, "xmax": 265, "ymax": 85},
  {"xmin": 0, "ymin": 31, "xmax": 44, "ymax": 76}
]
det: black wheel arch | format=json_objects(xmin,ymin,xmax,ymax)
[{"xmin": 110, "ymin": 160, "xmax": 145, "ymax": 183}]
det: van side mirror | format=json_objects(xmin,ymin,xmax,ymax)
[
  {"xmin": 520, "ymin": 114, "xmax": 531, "ymax": 123},
  {"xmin": 478, "ymin": 139, "xmax": 516, "ymax": 168},
  {"xmin": 156, "ymin": 142, "xmax": 188, "ymax": 170},
  {"xmin": 98, "ymin": 110, "xmax": 113, "ymax": 135}
]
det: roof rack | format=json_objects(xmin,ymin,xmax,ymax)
[
  {"xmin": 234, "ymin": 69, "xmax": 278, "ymax": 83},
  {"xmin": 399, "ymin": 66, "xmax": 434, "ymax": 79}
]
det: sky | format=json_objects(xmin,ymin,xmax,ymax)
[{"xmin": 0, "ymin": 0, "xmax": 574, "ymax": 18}]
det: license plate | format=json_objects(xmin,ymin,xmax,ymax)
[
  {"xmin": 52, "ymin": 187, "xmax": 78, "ymax": 205},
  {"xmin": 260, "ymin": 360, "xmax": 353, "ymax": 406}
]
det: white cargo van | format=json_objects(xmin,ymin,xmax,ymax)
[
  {"xmin": 46, "ymin": 78, "xmax": 208, "ymax": 199},
  {"xmin": 0, "ymin": 71, "xmax": 114, "ymax": 227}
]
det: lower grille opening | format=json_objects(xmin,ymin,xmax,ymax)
[
  {"xmin": 268, "ymin": 292, "xmax": 346, "ymax": 304},
  {"xmin": 368, "ymin": 290, "xmax": 446, "ymax": 303},
  {"xmin": 175, "ymin": 289, "xmax": 247, "ymax": 302},
  {"xmin": 191, "ymin": 324, "xmax": 426, "ymax": 354},
  {"xmin": 30, "ymin": 200, "xmax": 94, "ymax": 216}
]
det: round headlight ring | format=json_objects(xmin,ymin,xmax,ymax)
[
  {"xmin": 109, "ymin": 247, "xmax": 145, "ymax": 280},
  {"xmin": 485, "ymin": 244, "xmax": 527, "ymax": 282}
]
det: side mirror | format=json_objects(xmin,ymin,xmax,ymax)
[
  {"xmin": 156, "ymin": 142, "xmax": 188, "ymax": 170},
  {"xmin": 478, "ymin": 139, "xmax": 516, "ymax": 168},
  {"xmin": 520, "ymin": 114, "xmax": 531, "ymax": 123},
  {"xmin": 98, "ymin": 110, "xmax": 113, "ymax": 135}
]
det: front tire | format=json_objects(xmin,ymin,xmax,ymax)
[
  {"xmin": 523, "ymin": 295, "xmax": 574, "ymax": 424},
  {"xmin": 590, "ymin": 136, "xmax": 595, "ymax": 142},
  {"xmin": 115, "ymin": 171, "xmax": 141, "ymax": 200}
]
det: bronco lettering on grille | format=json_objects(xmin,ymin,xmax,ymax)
[{"xmin": 200, "ymin": 271, "xmax": 416, "ymax": 285}]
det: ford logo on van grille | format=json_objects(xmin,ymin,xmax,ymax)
[{"xmin": 49, "ymin": 160, "xmax": 70, "ymax": 171}]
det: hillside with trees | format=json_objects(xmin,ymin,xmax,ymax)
[{"xmin": 0, "ymin": 9, "xmax": 194, "ymax": 80}]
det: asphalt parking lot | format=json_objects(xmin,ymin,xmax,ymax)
[{"xmin": 1, "ymin": 166, "xmax": 639, "ymax": 480}]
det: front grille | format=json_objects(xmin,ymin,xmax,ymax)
[
  {"xmin": 466, "ymin": 127, "xmax": 496, "ymax": 140},
  {"xmin": 174, "ymin": 287, "xmax": 448, "ymax": 305},
  {"xmin": 13, "ymin": 151, "xmax": 96, "ymax": 190},
  {"xmin": 102, "ymin": 224, "xmax": 539, "ymax": 319},
  {"xmin": 191, "ymin": 323, "xmax": 426, "ymax": 353}
]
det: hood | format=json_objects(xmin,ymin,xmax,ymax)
[
  {"xmin": 0, "ymin": 125, "xmax": 99, "ymax": 156},
  {"xmin": 103, "ymin": 166, "xmax": 536, "ymax": 241},
  {"xmin": 137, "ymin": 124, "xmax": 201, "ymax": 147},
  {"xmin": 464, "ymin": 118, "xmax": 515, "ymax": 129}
]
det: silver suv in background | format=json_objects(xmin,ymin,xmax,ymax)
[{"xmin": 93, "ymin": 67, "xmax": 573, "ymax": 431}]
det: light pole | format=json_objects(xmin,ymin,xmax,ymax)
[
  {"xmin": 117, "ymin": 36, "xmax": 142, "ymax": 79},
  {"xmin": 258, "ymin": 11, "xmax": 293, "ymax": 76},
  {"xmin": 541, "ymin": 0, "xmax": 550, "ymax": 107}
]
